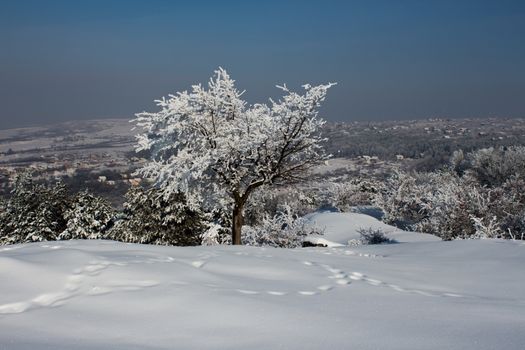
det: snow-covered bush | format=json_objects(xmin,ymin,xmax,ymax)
[
  {"xmin": 415, "ymin": 175, "xmax": 490, "ymax": 240},
  {"xmin": 59, "ymin": 191, "xmax": 115, "ymax": 240},
  {"xmin": 242, "ymin": 205, "xmax": 323, "ymax": 248},
  {"xmin": 244, "ymin": 177, "xmax": 381, "ymax": 228},
  {"xmin": 463, "ymin": 146, "xmax": 525, "ymax": 187},
  {"xmin": 449, "ymin": 149, "xmax": 469, "ymax": 176},
  {"xmin": 375, "ymin": 171, "xmax": 435, "ymax": 229},
  {"xmin": 322, "ymin": 178, "xmax": 382, "ymax": 211},
  {"xmin": 0, "ymin": 172, "xmax": 70, "ymax": 245},
  {"xmin": 481, "ymin": 175, "xmax": 525, "ymax": 239},
  {"xmin": 244, "ymin": 186, "xmax": 318, "ymax": 227},
  {"xmin": 110, "ymin": 186, "xmax": 203, "ymax": 246},
  {"xmin": 376, "ymin": 170, "xmax": 490, "ymax": 240},
  {"xmin": 470, "ymin": 216, "xmax": 501, "ymax": 239},
  {"xmin": 378, "ymin": 165, "xmax": 525, "ymax": 241},
  {"xmin": 357, "ymin": 228, "xmax": 396, "ymax": 245},
  {"xmin": 134, "ymin": 68, "xmax": 334, "ymax": 244}
]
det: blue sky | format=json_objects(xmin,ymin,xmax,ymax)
[{"xmin": 0, "ymin": 0, "xmax": 524, "ymax": 128}]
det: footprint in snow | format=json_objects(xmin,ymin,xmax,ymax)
[
  {"xmin": 267, "ymin": 291, "xmax": 287, "ymax": 296},
  {"xmin": 317, "ymin": 285, "xmax": 334, "ymax": 291},
  {"xmin": 191, "ymin": 260, "xmax": 206, "ymax": 268},
  {"xmin": 336, "ymin": 279, "xmax": 351, "ymax": 285},
  {"xmin": 236, "ymin": 289, "xmax": 260, "ymax": 295},
  {"xmin": 364, "ymin": 278, "xmax": 383, "ymax": 286},
  {"xmin": 298, "ymin": 291, "xmax": 318, "ymax": 296},
  {"xmin": 350, "ymin": 272, "xmax": 365, "ymax": 281}
]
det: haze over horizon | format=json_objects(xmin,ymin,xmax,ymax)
[{"xmin": 1, "ymin": 0, "xmax": 524, "ymax": 130}]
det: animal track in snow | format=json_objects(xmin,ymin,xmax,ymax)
[
  {"xmin": 302, "ymin": 248, "xmax": 384, "ymax": 259},
  {"xmin": 347, "ymin": 272, "xmax": 466, "ymax": 298},
  {"xmin": 0, "ymin": 257, "xmax": 166, "ymax": 315},
  {"xmin": 300, "ymin": 263, "xmax": 466, "ymax": 300},
  {"xmin": 0, "ymin": 247, "xmax": 470, "ymax": 316},
  {"xmin": 223, "ymin": 259, "xmax": 353, "ymax": 297}
]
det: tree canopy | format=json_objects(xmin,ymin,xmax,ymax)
[{"xmin": 134, "ymin": 68, "xmax": 334, "ymax": 244}]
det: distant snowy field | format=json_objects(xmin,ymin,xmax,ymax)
[{"xmin": 1, "ymin": 212, "xmax": 524, "ymax": 350}]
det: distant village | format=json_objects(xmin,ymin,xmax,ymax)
[
  {"xmin": 0, "ymin": 148, "xmax": 147, "ymax": 204},
  {"xmin": 1, "ymin": 117, "xmax": 525, "ymax": 201}
]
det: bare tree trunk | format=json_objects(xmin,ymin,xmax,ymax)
[{"xmin": 232, "ymin": 201, "xmax": 244, "ymax": 245}]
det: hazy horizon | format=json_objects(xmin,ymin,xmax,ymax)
[{"xmin": 1, "ymin": 0, "xmax": 524, "ymax": 130}]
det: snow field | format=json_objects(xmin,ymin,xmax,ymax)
[{"xmin": 0, "ymin": 212, "xmax": 524, "ymax": 349}]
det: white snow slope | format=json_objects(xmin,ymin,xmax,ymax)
[{"xmin": 1, "ymin": 212, "xmax": 524, "ymax": 350}]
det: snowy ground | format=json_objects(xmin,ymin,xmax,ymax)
[{"xmin": 1, "ymin": 213, "xmax": 524, "ymax": 349}]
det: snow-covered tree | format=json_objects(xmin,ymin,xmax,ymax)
[
  {"xmin": 0, "ymin": 172, "xmax": 69, "ymax": 244},
  {"xmin": 0, "ymin": 197, "xmax": 8, "ymax": 240},
  {"xmin": 59, "ymin": 191, "xmax": 115, "ymax": 240},
  {"xmin": 134, "ymin": 68, "xmax": 335, "ymax": 244},
  {"xmin": 110, "ymin": 186, "xmax": 203, "ymax": 246}
]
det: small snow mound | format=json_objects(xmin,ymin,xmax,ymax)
[{"xmin": 303, "ymin": 211, "xmax": 439, "ymax": 246}]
